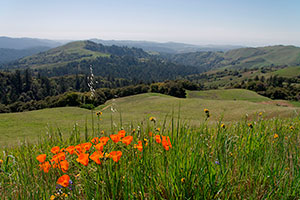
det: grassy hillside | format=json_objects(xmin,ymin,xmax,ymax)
[
  {"xmin": 272, "ymin": 66, "xmax": 300, "ymax": 78},
  {"xmin": 222, "ymin": 45, "xmax": 300, "ymax": 69},
  {"xmin": 186, "ymin": 89, "xmax": 271, "ymax": 102},
  {"xmin": 1, "ymin": 92, "xmax": 298, "ymax": 146},
  {"xmin": 17, "ymin": 41, "xmax": 110, "ymax": 69}
]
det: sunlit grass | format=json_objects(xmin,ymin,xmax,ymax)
[{"xmin": 1, "ymin": 109, "xmax": 300, "ymax": 199}]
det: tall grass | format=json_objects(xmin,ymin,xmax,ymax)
[{"xmin": 0, "ymin": 112, "xmax": 300, "ymax": 199}]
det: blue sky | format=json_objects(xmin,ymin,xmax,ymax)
[{"xmin": 0, "ymin": 0, "xmax": 299, "ymax": 46}]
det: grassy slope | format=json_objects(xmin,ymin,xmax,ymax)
[
  {"xmin": 186, "ymin": 89, "xmax": 270, "ymax": 102},
  {"xmin": 19, "ymin": 41, "xmax": 110, "ymax": 69},
  {"xmin": 0, "ymin": 92, "xmax": 299, "ymax": 146},
  {"xmin": 272, "ymin": 66, "xmax": 300, "ymax": 78},
  {"xmin": 222, "ymin": 45, "xmax": 300, "ymax": 69}
]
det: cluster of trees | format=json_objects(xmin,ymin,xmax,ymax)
[
  {"xmin": 0, "ymin": 69, "xmax": 142, "ymax": 106},
  {"xmin": 232, "ymin": 75, "xmax": 300, "ymax": 100},
  {"xmin": 33, "ymin": 56, "xmax": 200, "ymax": 82},
  {"xmin": 0, "ymin": 69, "xmax": 201, "ymax": 113}
]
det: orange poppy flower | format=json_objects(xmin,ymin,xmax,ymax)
[
  {"xmin": 57, "ymin": 152, "xmax": 66, "ymax": 161},
  {"xmin": 99, "ymin": 136, "xmax": 110, "ymax": 145},
  {"xmin": 65, "ymin": 146, "xmax": 75, "ymax": 155},
  {"xmin": 95, "ymin": 143, "xmax": 104, "ymax": 151},
  {"xmin": 59, "ymin": 160, "xmax": 69, "ymax": 173},
  {"xmin": 155, "ymin": 135, "xmax": 161, "ymax": 144},
  {"xmin": 109, "ymin": 151, "xmax": 122, "ymax": 162},
  {"xmin": 75, "ymin": 144, "xmax": 84, "ymax": 154},
  {"xmin": 118, "ymin": 130, "xmax": 126, "ymax": 138},
  {"xmin": 36, "ymin": 154, "xmax": 46, "ymax": 163},
  {"xmin": 110, "ymin": 134, "xmax": 121, "ymax": 143},
  {"xmin": 134, "ymin": 141, "xmax": 143, "ymax": 152},
  {"xmin": 51, "ymin": 146, "xmax": 60, "ymax": 154},
  {"xmin": 51, "ymin": 152, "xmax": 66, "ymax": 164},
  {"xmin": 90, "ymin": 151, "xmax": 103, "ymax": 164},
  {"xmin": 122, "ymin": 136, "xmax": 133, "ymax": 146},
  {"xmin": 91, "ymin": 137, "xmax": 99, "ymax": 144},
  {"xmin": 76, "ymin": 153, "xmax": 89, "ymax": 166},
  {"xmin": 39, "ymin": 161, "xmax": 51, "ymax": 173},
  {"xmin": 82, "ymin": 142, "xmax": 92, "ymax": 151},
  {"xmin": 162, "ymin": 136, "xmax": 172, "ymax": 151},
  {"xmin": 57, "ymin": 174, "xmax": 70, "ymax": 187}
]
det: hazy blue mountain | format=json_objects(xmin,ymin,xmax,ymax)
[
  {"xmin": 90, "ymin": 39, "xmax": 243, "ymax": 54},
  {"xmin": 0, "ymin": 46, "xmax": 51, "ymax": 64},
  {"xmin": 0, "ymin": 36, "xmax": 63, "ymax": 49}
]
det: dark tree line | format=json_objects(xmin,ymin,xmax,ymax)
[
  {"xmin": 0, "ymin": 69, "xmax": 201, "ymax": 113},
  {"xmin": 232, "ymin": 75, "xmax": 300, "ymax": 100}
]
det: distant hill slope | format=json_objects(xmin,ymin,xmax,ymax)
[
  {"xmin": 221, "ymin": 45, "xmax": 300, "ymax": 69},
  {"xmin": 90, "ymin": 39, "xmax": 243, "ymax": 54},
  {"xmin": 186, "ymin": 89, "xmax": 271, "ymax": 102},
  {"xmin": 0, "ymin": 36, "xmax": 62, "ymax": 49},
  {"xmin": 0, "ymin": 92, "xmax": 298, "ymax": 146},
  {"xmin": 5, "ymin": 40, "xmax": 200, "ymax": 81},
  {"xmin": 168, "ymin": 45, "xmax": 300, "ymax": 72},
  {"xmin": 0, "ymin": 46, "xmax": 50, "ymax": 64}
]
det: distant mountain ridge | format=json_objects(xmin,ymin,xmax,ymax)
[
  {"xmin": 3, "ymin": 40, "xmax": 199, "ymax": 81},
  {"xmin": 90, "ymin": 38, "xmax": 243, "ymax": 53},
  {"xmin": 0, "ymin": 46, "xmax": 50, "ymax": 64},
  {"xmin": 166, "ymin": 45, "xmax": 300, "ymax": 71},
  {"xmin": 0, "ymin": 36, "xmax": 63, "ymax": 49}
]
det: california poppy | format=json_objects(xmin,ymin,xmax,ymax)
[
  {"xmin": 155, "ymin": 135, "xmax": 161, "ymax": 144},
  {"xmin": 95, "ymin": 143, "xmax": 104, "ymax": 151},
  {"xmin": 109, "ymin": 151, "xmax": 122, "ymax": 162},
  {"xmin": 59, "ymin": 160, "xmax": 69, "ymax": 173},
  {"xmin": 122, "ymin": 136, "xmax": 133, "ymax": 146},
  {"xmin": 65, "ymin": 146, "xmax": 75, "ymax": 155},
  {"xmin": 39, "ymin": 161, "xmax": 51, "ymax": 173},
  {"xmin": 82, "ymin": 142, "xmax": 92, "ymax": 151},
  {"xmin": 51, "ymin": 146, "xmax": 60, "ymax": 154},
  {"xmin": 90, "ymin": 151, "xmax": 103, "ymax": 164},
  {"xmin": 110, "ymin": 134, "xmax": 121, "ymax": 143},
  {"xmin": 76, "ymin": 153, "xmax": 89, "ymax": 166},
  {"xmin": 118, "ymin": 130, "xmax": 126, "ymax": 138},
  {"xmin": 36, "ymin": 154, "xmax": 46, "ymax": 163},
  {"xmin": 91, "ymin": 137, "xmax": 99, "ymax": 144},
  {"xmin": 99, "ymin": 136, "xmax": 110, "ymax": 145},
  {"xmin": 57, "ymin": 174, "xmax": 70, "ymax": 187},
  {"xmin": 134, "ymin": 141, "xmax": 143, "ymax": 152}
]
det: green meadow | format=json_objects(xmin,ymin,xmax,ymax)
[
  {"xmin": 1, "ymin": 100, "xmax": 300, "ymax": 199},
  {"xmin": 0, "ymin": 90, "xmax": 299, "ymax": 147}
]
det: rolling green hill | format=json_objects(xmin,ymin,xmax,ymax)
[
  {"xmin": 14, "ymin": 41, "xmax": 110, "ymax": 69},
  {"xmin": 272, "ymin": 66, "xmax": 300, "ymax": 78},
  {"xmin": 222, "ymin": 45, "xmax": 300, "ymax": 69},
  {"xmin": 0, "ymin": 92, "xmax": 299, "ymax": 146},
  {"xmin": 186, "ymin": 89, "xmax": 271, "ymax": 102},
  {"xmin": 168, "ymin": 45, "xmax": 300, "ymax": 72}
]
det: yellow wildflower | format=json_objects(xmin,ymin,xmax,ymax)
[
  {"xmin": 221, "ymin": 123, "xmax": 225, "ymax": 129},
  {"xmin": 259, "ymin": 112, "xmax": 263, "ymax": 116},
  {"xmin": 181, "ymin": 178, "xmax": 185, "ymax": 183},
  {"xmin": 274, "ymin": 134, "xmax": 279, "ymax": 139},
  {"xmin": 290, "ymin": 126, "xmax": 295, "ymax": 130},
  {"xmin": 50, "ymin": 195, "xmax": 55, "ymax": 200},
  {"xmin": 248, "ymin": 123, "xmax": 253, "ymax": 128},
  {"xmin": 204, "ymin": 108, "xmax": 209, "ymax": 113},
  {"xmin": 149, "ymin": 117, "xmax": 156, "ymax": 122}
]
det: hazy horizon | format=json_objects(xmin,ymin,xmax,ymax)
[{"xmin": 1, "ymin": 0, "xmax": 300, "ymax": 47}]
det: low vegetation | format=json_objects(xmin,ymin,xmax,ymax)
[{"xmin": 1, "ymin": 109, "xmax": 300, "ymax": 199}]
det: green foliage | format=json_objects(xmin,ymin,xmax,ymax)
[{"xmin": 1, "ymin": 113, "xmax": 300, "ymax": 199}]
